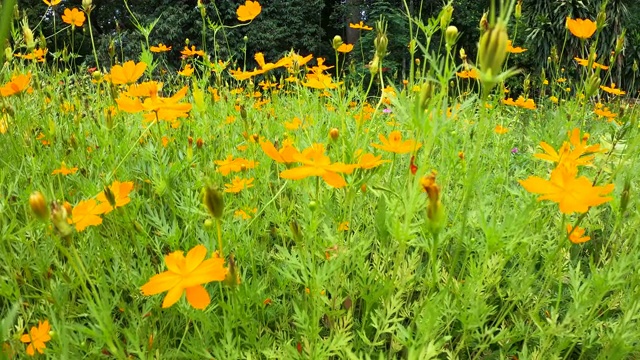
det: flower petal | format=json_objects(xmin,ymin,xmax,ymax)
[{"xmin": 185, "ymin": 285, "xmax": 211, "ymax": 310}]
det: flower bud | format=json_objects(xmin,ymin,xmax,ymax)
[
  {"xmin": 479, "ymin": 12, "xmax": 489, "ymax": 33},
  {"xmin": 332, "ymin": 35, "xmax": 343, "ymax": 51},
  {"xmin": 203, "ymin": 185, "xmax": 224, "ymax": 219},
  {"xmin": 224, "ymin": 254, "xmax": 241, "ymax": 288},
  {"xmin": 584, "ymin": 73, "xmax": 601, "ymax": 98},
  {"xmin": 515, "ymin": 0, "xmax": 522, "ymax": 20},
  {"xmin": 22, "ymin": 19, "xmax": 35, "ymax": 51},
  {"xmin": 615, "ymin": 31, "xmax": 625, "ymax": 55},
  {"xmin": 4, "ymin": 45, "xmax": 12, "ymax": 62},
  {"xmin": 478, "ymin": 20, "xmax": 508, "ymax": 89},
  {"xmin": 633, "ymin": 60, "xmax": 638, "ymax": 73},
  {"xmin": 374, "ymin": 17, "xmax": 388, "ymax": 58},
  {"xmin": 420, "ymin": 171, "xmax": 445, "ymax": 235},
  {"xmin": 445, "ymin": 26, "xmax": 458, "ymax": 49},
  {"xmin": 459, "ymin": 48, "xmax": 467, "ymax": 61},
  {"xmin": 329, "ymin": 128, "xmax": 339, "ymax": 140},
  {"xmin": 50, "ymin": 201, "xmax": 72, "ymax": 238},
  {"xmin": 82, "ymin": 0, "xmax": 93, "ymax": 14},
  {"xmin": 596, "ymin": 10, "xmax": 606, "ymax": 30},
  {"xmin": 418, "ymin": 81, "xmax": 434, "ymax": 113},
  {"xmin": 243, "ymin": 36, "xmax": 248, "ymax": 43},
  {"xmin": 369, "ymin": 54, "xmax": 380, "ymax": 76},
  {"xmin": 619, "ymin": 178, "xmax": 631, "ymax": 215},
  {"xmin": 29, "ymin": 191, "xmax": 48, "ymax": 220},
  {"xmin": 440, "ymin": 3, "xmax": 453, "ymax": 30}
]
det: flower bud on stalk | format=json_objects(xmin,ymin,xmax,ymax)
[
  {"xmin": 479, "ymin": 12, "xmax": 489, "ymax": 33},
  {"xmin": 29, "ymin": 191, "xmax": 48, "ymax": 220},
  {"xmin": 374, "ymin": 17, "xmax": 388, "ymax": 59},
  {"xmin": 22, "ymin": 18, "xmax": 35, "ymax": 51},
  {"xmin": 584, "ymin": 73, "xmax": 601, "ymax": 98},
  {"xmin": 596, "ymin": 9, "xmax": 606, "ymax": 30},
  {"xmin": 203, "ymin": 185, "xmax": 224, "ymax": 219},
  {"xmin": 445, "ymin": 26, "xmax": 458, "ymax": 49},
  {"xmin": 418, "ymin": 81, "xmax": 434, "ymax": 113},
  {"xmin": 50, "ymin": 201, "xmax": 72, "ymax": 238},
  {"xmin": 440, "ymin": 3, "xmax": 453, "ymax": 30},
  {"xmin": 82, "ymin": 0, "xmax": 93, "ymax": 14},
  {"xmin": 420, "ymin": 171, "xmax": 445, "ymax": 235},
  {"xmin": 332, "ymin": 35, "xmax": 343, "ymax": 51},
  {"xmin": 615, "ymin": 31, "xmax": 625, "ymax": 55},
  {"xmin": 515, "ymin": 0, "xmax": 522, "ymax": 20},
  {"xmin": 478, "ymin": 19, "xmax": 508, "ymax": 90},
  {"xmin": 369, "ymin": 54, "xmax": 380, "ymax": 76}
]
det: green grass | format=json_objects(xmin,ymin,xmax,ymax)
[{"xmin": 2, "ymin": 2, "xmax": 640, "ymax": 359}]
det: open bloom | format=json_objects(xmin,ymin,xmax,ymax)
[
  {"xmin": 62, "ymin": 8, "xmax": 85, "ymax": 27},
  {"xmin": 337, "ymin": 43, "xmax": 354, "ymax": 53},
  {"xmin": 506, "ymin": 40, "xmax": 527, "ymax": 53},
  {"xmin": 141, "ymin": 245, "xmax": 228, "ymax": 309},
  {"xmin": 260, "ymin": 139, "xmax": 299, "ymax": 163},
  {"xmin": 371, "ymin": 131, "xmax": 422, "ymax": 154},
  {"xmin": 502, "ymin": 96, "xmax": 536, "ymax": 110},
  {"xmin": 109, "ymin": 61, "xmax": 147, "ymax": 85},
  {"xmin": 178, "ymin": 64, "xmax": 194, "ymax": 77},
  {"xmin": 566, "ymin": 18, "xmax": 596, "ymax": 39},
  {"xmin": 181, "ymin": 46, "xmax": 205, "ymax": 57},
  {"xmin": 43, "ymin": 0, "xmax": 62, "ymax": 6},
  {"xmin": 0, "ymin": 73, "xmax": 32, "ymax": 97},
  {"xmin": 52, "ymin": 162, "xmax": 78, "ymax": 175},
  {"xmin": 355, "ymin": 152, "xmax": 390, "ymax": 169},
  {"xmin": 96, "ymin": 180, "xmax": 134, "ymax": 214},
  {"xmin": 20, "ymin": 320, "xmax": 51, "ymax": 356},
  {"xmin": 116, "ymin": 86, "xmax": 192, "ymax": 124},
  {"xmin": 150, "ymin": 43, "xmax": 172, "ymax": 53},
  {"xmin": 349, "ymin": 21, "xmax": 373, "ymax": 31},
  {"xmin": 534, "ymin": 128, "xmax": 602, "ymax": 169},
  {"xmin": 519, "ymin": 166, "xmax": 614, "ymax": 214},
  {"xmin": 567, "ymin": 224, "xmax": 590, "ymax": 244},
  {"xmin": 215, "ymin": 155, "xmax": 258, "ymax": 175},
  {"xmin": 70, "ymin": 199, "xmax": 110, "ymax": 232},
  {"xmin": 280, "ymin": 144, "xmax": 356, "ymax": 188},
  {"xmin": 237, "ymin": 0, "xmax": 261, "ymax": 22},
  {"xmin": 600, "ymin": 83, "xmax": 626, "ymax": 96},
  {"xmin": 455, "ymin": 69, "xmax": 480, "ymax": 79},
  {"xmin": 574, "ymin": 56, "xmax": 609, "ymax": 70},
  {"xmin": 224, "ymin": 177, "xmax": 254, "ymax": 193}
]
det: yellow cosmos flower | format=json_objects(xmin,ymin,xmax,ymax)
[
  {"xmin": 43, "ymin": 0, "xmax": 62, "ymax": 6},
  {"xmin": 337, "ymin": 43, "xmax": 354, "ymax": 53},
  {"xmin": 600, "ymin": 83, "xmax": 626, "ymax": 96},
  {"xmin": 566, "ymin": 18, "xmax": 596, "ymax": 39},
  {"xmin": 280, "ymin": 144, "xmax": 356, "ymax": 188},
  {"xmin": 567, "ymin": 224, "xmax": 590, "ymax": 244},
  {"xmin": 96, "ymin": 180, "xmax": 134, "ymax": 214},
  {"xmin": 178, "ymin": 64, "xmax": 194, "ymax": 77},
  {"xmin": 109, "ymin": 60, "xmax": 147, "ymax": 85},
  {"xmin": 237, "ymin": 0, "xmax": 262, "ymax": 22},
  {"xmin": 20, "ymin": 320, "xmax": 51, "ymax": 356},
  {"xmin": 224, "ymin": 177, "xmax": 254, "ymax": 193},
  {"xmin": 150, "ymin": 43, "xmax": 172, "ymax": 53},
  {"xmin": 506, "ymin": 40, "xmax": 527, "ymax": 53},
  {"xmin": 371, "ymin": 131, "xmax": 422, "ymax": 154},
  {"xmin": 140, "ymin": 245, "xmax": 228, "ymax": 309},
  {"xmin": 70, "ymin": 199, "xmax": 110, "ymax": 232},
  {"xmin": 62, "ymin": 8, "xmax": 85, "ymax": 27},
  {"xmin": 0, "ymin": 73, "xmax": 32, "ymax": 97},
  {"xmin": 349, "ymin": 21, "xmax": 373, "ymax": 31},
  {"xmin": 519, "ymin": 166, "xmax": 614, "ymax": 214},
  {"xmin": 52, "ymin": 162, "xmax": 78, "ymax": 175}
]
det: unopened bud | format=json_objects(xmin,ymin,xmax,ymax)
[
  {"xmin": 332, "ymin": 35, "xmax": 343, "ymax": 51},
  {"xmin": 29, "ymin": 191, "xmax": 48, "ymax": 220},
  {"xmin": 82, "ymin": 0, "xmax": 93, "ymax": 14},
  {"xmin": 22, "ymin": 19, "xmax": 35, "ymax": 51},
  {"xmin": 243, "ymin": 36, "xmax": 248, "ymax": 43},
  {"xmin": 615, "ymin": 31, "xmax": 625, "ymax": 54},
  {"xmin": 50, "ymin": 201, "xmax": 72, "ymax": 238},
  {"xmin": 374, "ymin": 17, "xmax": 388, "ymax": 58},
  {"xmin": 203, "ymin": 185, "xmax": 224, "ymax": 218},
  {"xmin": 633, "ymin": 60, "xmax": 638, "ymax": 72},
  {"xmin": 596, "ymin": 10, "xmax": 606, "ymax": 30},
  {"xmin": 585, "ymin": 73, "xmax": 601, "ymax": 98},
  {"xmin": 369, "ymin": 55, "xmax": 380, "ymax": 76},
  {"xmin": 440, "ymin": 3, "xmax": 453, "ymax": 30},
  {"xmin": 619, "ymin": 178, "xmax": 630, "ymax": 215},
  {"xmin": 515, "ymin": 0, "xmax": 522, "ymax": 20},
  {"xmin": 329, "ymin": 128, "xmax": 339, "ymax": 140},
  {"xmin": 459, "ymin": 48, "xmax": 467, "ymax": 61},
  {"xmin": 479, "ymin": 12, "xmax": 489, "ymax": 32},
  {"xmin": 224, "ymin": 254, "xmax": 241, "ymax": 287},
  {"xmin": 478, "ymin": 20, "xmax": 508, "ymax": 89},
  {"xmin": 445, "ymin": 26, "xmax": 458, "ymax": 49},
  {"xmin": 418, "ymin": 81, "xmax": 434, "ymax": 113}
]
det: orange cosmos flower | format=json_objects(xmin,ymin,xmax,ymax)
[
  {"xmin": 20, "ymin": 320, "xmax": 51, "ymax": 356},
  {"xmin": 594, "ymin": 103, "xmax": 617, "ymax": 121},
  {"xmin": 43, "ymin": 0, "xmax": 61, "ymax": 6},
  {"xmin": 494, "ymin": 125, "xmax": 509, "ymax": 134},
  {"xmin": 0, "ymin": 73, "xmax": 32, "ymax": 97},
  {"xmin": 506, "ymin": 40, "xmax": 527, "ymax": 54},
  {"xmin": 355, "ymin": 152, "xmax": 390, "ymax": 169},
  {"xmin": 574, "ymin": 56, "xmax": 609, "ymax": 70},
  {"xmin": 96, "ymin": 180, "xmax": 134, "ymax": 214},
  {"xmin": 181, "ymin": 45, "xmax": 205, "ymax": 57},
  {"xmin": 237, "ymin": 0, "xmax": 262, "ymax": 22},
  {"xmin": 260, "ymin": 139, "xmax": 300, "ymax": 163},
  {"xmin": 109, "ymin": 61, "xmax": 147, "ymax": 85},
  {"xmin": 349, "ymin": 21, "xmax": 373, "ymax": 31},
  {"xmin": 140, "ymin": 245, "xmax": 228, "ymax": 309},
  {"xmin": 116, "ymin": 86, "xmax": 192, "ymax": 123},
  {"xmin": 62, "ymin": 8, "xmax": 85, "ymax": 27},
  {"xmin": 600, "ymin": 83, "xmax": 626, "ymax": 96},
  {"xmin": 371, "ymin": 131, "xmax": 422, "ymax": 154},
  {"xmin": 52, "ymin": 162, "xmax": 78, "ymax": 175},
  {"xmin": 519, "ymin": 166, "xmax": 614, "ymax": 214},
  {"xmin": 566, "ymin": 18, "xmax": 596, "ymax": 39},
  {"xmin": 455, "ymin": 68, "xmax": 479, "ymax": 79},
  {"xmin": 567, "ymin": 224, "xmax": 590, "ymax": 244},
  {"xmin": 70, "ymin": 199, "xmax": 110, "ymax": 232},
  {"xmin": 280, "ymin": 144, "xmax": 356, "ymax": 188},
  {"xmin": 224, "ymin": 177, "xmax": 254, "ymax": 193},
  {"xmin": 215, "ymin": 155, "xmax": 258, "ymax": 176},
  {"xmin": 502, "ymin": 96, "xmax": 536, "ymax": 109},
  {"xmin": 178, "ymin": 64, "xmax": 194, "ymax": 77},
  {"xmin": 534, "ymin": 128, "xmax": 601, "ymax": 169},
  {"xmin": 337, "ymin": 43, "xmax": 354, "ymax": 53},
  {"xmin": 150, "ymin": 43, "xmax": 172, "ymax": 53}
]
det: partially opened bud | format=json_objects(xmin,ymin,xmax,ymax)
[
  {"xmin": 479, "ymin": 12, "xmax": 489, "ymax": 33},
  {"xmin": 29, "ymin": 191, "xmax": 48, "ymax": 220},
  {"xmin": 585, "ymin": 73, "xmax": 601, "ymax": 98},
  {"xmin": 203, "ymin": 185, "xmax": 224, "ymax": 218},
  {"xmin": 22, "ymin": 19, "xmax": 35, "ymax": 51},
  {"xmin": 420, "ymin": 171, "xmax": 445, "ymax": 235},
  {"xmin": 440, "ymin": 3, "xmax": 453, "ymax": 30},
  {"xmin": 50, "ymin": 201, "xmax": 72, "ymax": 238},
  {"xmin": 478, "ymin": 20, "xmax": 508, "ymax": 90}
]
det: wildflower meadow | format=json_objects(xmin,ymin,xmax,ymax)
[{"xmin": 1, "ymin": 0, "xmax": 640, "ymax": 358}]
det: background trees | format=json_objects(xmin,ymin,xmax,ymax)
[{"xmin": 11, "ymin": 0, "xmax": 640, "ymax": 92}]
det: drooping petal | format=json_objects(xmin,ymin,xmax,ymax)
[
  {"xmin": 321, "ymin": 171, "xmax": 347, "ymax": 188},
  {"xmin": 140, "ymin": 271, "xmax": 182, "ymax": 295},
  {"xmin": 161, "ymin": 286, "xmax": 184, "ymax": 308},
  {"xmin": 185, "ymin": 285, "xmax": 211, "ymax": 310}
]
